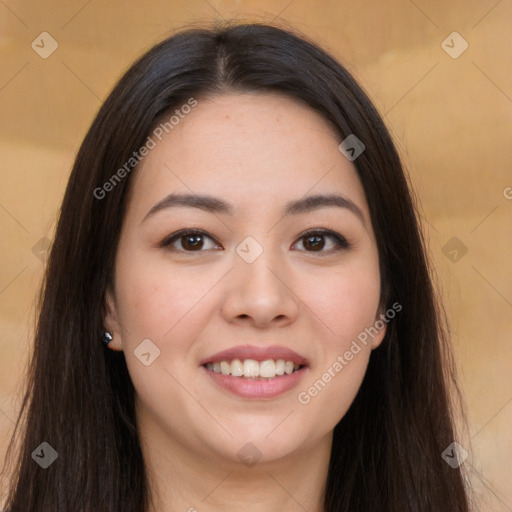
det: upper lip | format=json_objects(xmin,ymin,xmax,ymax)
[{"xmin": 200, "ymin": 345, "xmax": 309, "ymax": 366}]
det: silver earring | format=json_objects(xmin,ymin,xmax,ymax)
[{"xmin": 101, "ymin": 331, "xmax": 113, "ymax": 347}]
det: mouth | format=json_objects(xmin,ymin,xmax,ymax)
[
  {"xmin": 200, "ymin": 345, "xmax": 309, "ymax": 399},
  {"xmin": 203, "ymin": 359, "xmax": 305, "ymax": 380}
]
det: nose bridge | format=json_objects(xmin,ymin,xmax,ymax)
[
  {"xmin": 221, "ymin": 234, "xmax": 298, "ymax": 325},
  {"xmin": 234, "ymin": 234, "xmax": 286, "ymax": 294}
]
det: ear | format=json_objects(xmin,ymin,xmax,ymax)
[
  {"xmin": 103, "ymin": 285, "xmax": 124, "ymax": 351},
  {"xmin": 370, "ymin": 306, "xmax": 388, "ymax": 350}
]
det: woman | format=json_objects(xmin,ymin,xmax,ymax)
[{"xmin": 1, "ymin": 22, "xmax": 472, "ymax": 511}]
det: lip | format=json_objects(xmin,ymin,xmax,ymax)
[
  {"xmin": 202, "ymin": 365, "xmax": 308, "ymax": 399},
  {"xmin": 199, "ymin": 344, "xmax": 309, "ymax": 400},
  {"xmin": 199, "ymin": 344, "xmax": 309, "ymax": 366}
]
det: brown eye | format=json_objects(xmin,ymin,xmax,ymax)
[
  {"xmin": 181, "ymin": 234, "xmax": 204, "ymax": 251},
  {"xmin": 303, "ymin": 233, "xmax": 325, "ymax": 251},
  {"xmin": 293, "ymin": 230, "xmax": 350, "ymax": 254},
  {"xmin": 160, "ymin": 229, "xmax": 221, "ymax": 252}
]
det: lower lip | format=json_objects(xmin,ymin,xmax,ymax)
[{"xmin": 202, "ymin": 366, "xmax": 307, "ymax": 399}]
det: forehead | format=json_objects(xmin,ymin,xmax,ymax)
[{"xmin": 126, "ymin": 92, "xmax": 370, "ymax": 223}]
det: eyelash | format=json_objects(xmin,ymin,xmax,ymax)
[{"xmin": 158, "ymin": 228, "xmax": 351, "ymax": 255}]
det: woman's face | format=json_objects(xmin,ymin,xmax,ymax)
[{"xmin": 105, "ymin": 92, "xmax": 386, "ymax": 466}]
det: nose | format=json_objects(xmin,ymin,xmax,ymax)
[{"xmin": 220, "ymin": 247, "xmax": 300, "ymax": 329}]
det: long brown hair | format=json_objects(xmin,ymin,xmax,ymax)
[{"xmin": 1, "ymin": 21, "xmax": 472, "ymax": 511}]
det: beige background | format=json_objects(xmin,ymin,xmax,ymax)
[{"xmin": 0, "ymin": 0, "xmax": 511, "ymax": 509}]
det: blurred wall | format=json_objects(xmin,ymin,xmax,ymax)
[{"xmin": 0, "ymin": 0, "xmax": 511, "ymax": 509}]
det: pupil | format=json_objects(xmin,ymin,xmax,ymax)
[
  {"xmin": 305, "ymin": 235, "xmax": 324, "ymax": 251},
  {"xmin": 183, "ymin": 235, "xmax": 203, "ymax": 250}
]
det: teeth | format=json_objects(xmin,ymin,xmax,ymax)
[
  {"xmin": 220, "ymin": 361, "xmax": 231, "ymax": 375},
  {"xmin": 206, "ymin": 358, "xmax": 302, "ymax": 378},
  {"xmin": 243, "ymin": 359, "xmax": 260, "ymax": 377},
  {"xmin": 259, "ymin": 359, "xmax": 276, "ymax": 378},
  {"xmin": 231, "ymin": 359, "xmax": 243, "ymax": 376}
]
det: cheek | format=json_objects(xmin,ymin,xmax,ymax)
[
  {"xmin": 113, "ymin": 255, "xmax": 216, "ymax": 409},
  {"xmin": 294, "ymin": 255, "xmax": 381, "ymax": 419},
  {"xmin": 301, "ymin": 348, "xmax": 370, "ymax": 435},
  {"xmin": 114, "ymin": 252, "xmax": 222, "ymax": 342},
  {"xmin": 300, "ymin": 259, "xmax": 381, "ymax": 348}
]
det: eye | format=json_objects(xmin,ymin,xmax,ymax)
[
  {"xmin": 292, "ymin": 229, "xmax": 350, "ymax": 254},
  {"xmin": 159, "ymin": 228, "xmax": 350, "ymax": 255},
  {"xmin": 159, "ymin": 229, "xmax": 221, "ymax": 252}
]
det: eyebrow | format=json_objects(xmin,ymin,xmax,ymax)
[{"xmin": 142, "ymin": 192, "xmax": 365, "ymax": 225}]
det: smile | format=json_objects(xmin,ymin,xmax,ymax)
[
  {"xmin": 204, "ymin": 358, "xmax": 303, "ymax": 379},
  {"xmin": 200, "ymin": 344, "xmax": 309, "ymax": 398}
]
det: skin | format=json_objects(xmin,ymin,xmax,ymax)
[{"xmin": 104, "ymin": 92, "xmax": 387, "ymax": 512}]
